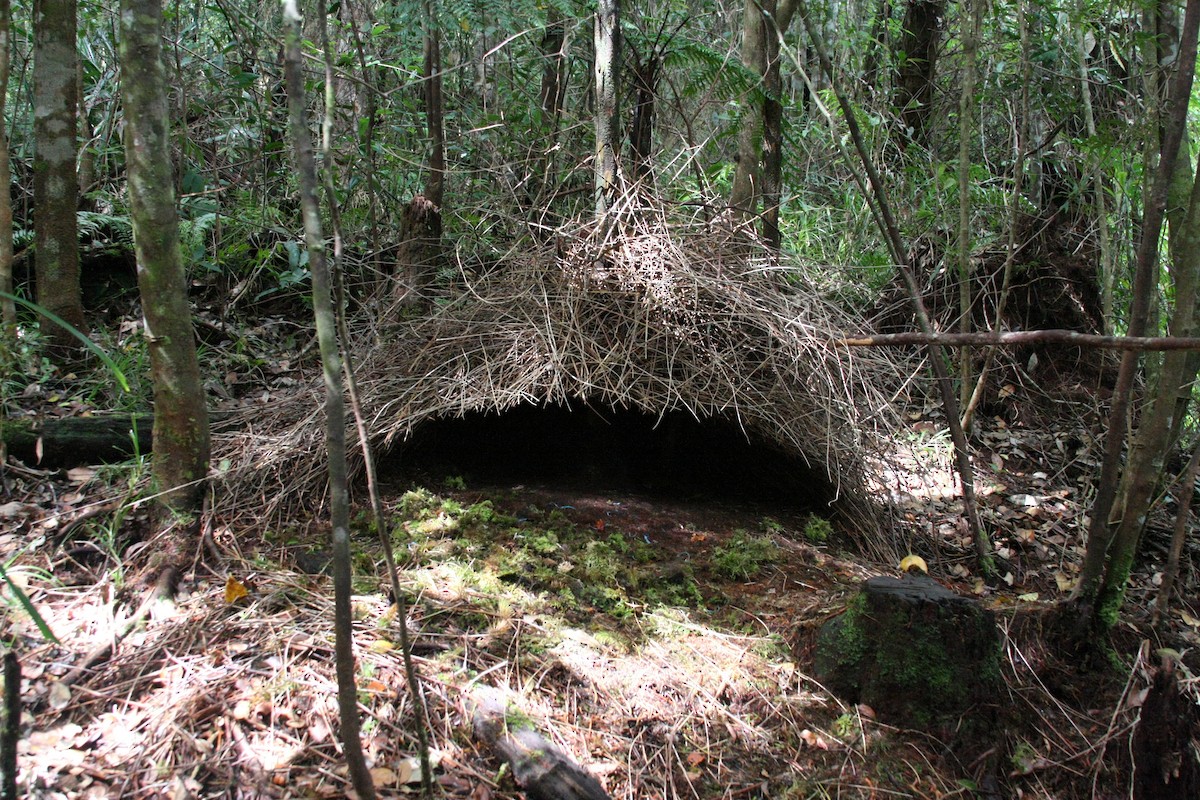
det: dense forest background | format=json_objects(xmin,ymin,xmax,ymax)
[{"xmin": 2, "ymin": 0, "xmax": 1200, "ymax": 797}]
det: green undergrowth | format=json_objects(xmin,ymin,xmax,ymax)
[{"xmin": 385, "ymin": 487, "xmax": 706, "ymax": 627}]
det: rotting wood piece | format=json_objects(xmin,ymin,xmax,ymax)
[
  {"xmin": 470, "ymin": 688, "xmax": 611, "ymax": 800},
  {"xmin": 2, "ymin": 411, "xmax": 236, "ymax": 468},
  {"xmin": 1, "ymin": 413, "xmax": 153, "ymax": 467}
]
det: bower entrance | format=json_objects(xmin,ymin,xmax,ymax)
[{"xmin": 386, "ymin": 402, "xmax": 836, "ymax": 510}]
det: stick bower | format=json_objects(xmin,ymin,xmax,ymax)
[{"xmin": 214, "ymin": 213, "xmax": 905, "ymax": 552}]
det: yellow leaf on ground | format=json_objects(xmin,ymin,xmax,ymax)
[
  {"xmin": 224, "ymin": 575, "xmax": 249, "ymax": 604},
  {"xmin": 1054, "ymin": 572, "xmax": 1077, "ymax": 593}
]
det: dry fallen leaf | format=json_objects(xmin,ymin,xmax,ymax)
[
  {"xmin": 685, "ymin": 751, "xmax": 705, "ymax": 767},
  {"xmin": 1054, "ymin": 572, "xmax": 1077, "ymax": 593},
  {"xmin": 370, "ymin": 767, "xmax": 397, "ymax": 785},
  {"xmin": 308, "ymin": 715, "xmax": 331, "ymax": 743},
  {"xmin": 224, "ymin": 575, "xmax": 250, "ymax": 604},
  {"xmin": 396, "ymin": 756, "xmax": 425, "ymax": 784},
  {"xmin": 47, "ymin": 680, "xmax": 71, "ymax": 710}
]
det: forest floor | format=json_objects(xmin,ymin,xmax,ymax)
[{"xmin": 4, "ymin": 303, "xmax": 1200, "ymax": 799}]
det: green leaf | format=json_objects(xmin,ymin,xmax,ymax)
[
  {"xmin": 0, "ymin": 292, "xmax": 131, "ymax": 392},
  {"xmin": 0, "ymin": 564, "xmax": 59, "ymax": 644}
]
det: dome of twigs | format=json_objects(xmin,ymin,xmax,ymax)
[{"xmin": 214, "ymin": 207, "xmax": 907, "ymax": 556}]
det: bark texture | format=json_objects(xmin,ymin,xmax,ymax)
[
  {"xmin": 33, "ymin": 0, "xmax": 82, "ymax": 351},
  {"xmin": 0, "ymin": 0, "xmax": 13, "ymax": 331},
  {"xmin": 120, "ymin": 0, "xmax": 210, "ymax": 514},
  {"xmin": 423, "ymin": 0, "xmax": 444, "ymax": 209},
  {"xmin": 893, "ymin": 0, "xmax": 945, "ymax": 148},
  {"xmin": 761, "ymin": 0, "xmax": 782, "ymax": 249},
  {"xmin": 0, "ymin": 651, "xmax": 17, "ymax": 800},
  {"xmin": 594, "ymin": 0, "xmax": 621, "ymax": 221},
  {"xmin": 729, "ymin": 0, "xmax": 766, "ymax": 215},
  {"xmin": 282, "ymin": 3, "xmax": 375, "ymax": 797}
]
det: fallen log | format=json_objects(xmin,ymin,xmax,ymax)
[
  {"xmin": 470, "ymin": 688, "xmax": 611, "ymax": 800},
  {"xmin": 1, "ymin": 411, "xmax": 239, "ymax": 468},
  {"xmin": 1, "ymin": 413, "xmax": 154, "ymax": 467}
]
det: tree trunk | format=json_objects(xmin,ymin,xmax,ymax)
[
  {"xmin": 732, "ymin": 0, "xmax": 794, "ymax": 238},
  {"xmin": 628, "ymin": 48, "xmax": 658, "ymax": 184},
  {"xmin": 0, "ymin": 0, "xmax": 13, "ymax": 332},
  {"xmin": 1070, "ymin": 0, "xmax": 1200, "ymax": 631},
  {"xmin": 423, "ymin": 0, "xmax": 444, "ymax": 210},
  {"xmin": 281, "ymin": 3, "xmax": 375, "ymax": 796},
  {"xmin": 955, "ymin": 0, "xmax": 981, "ymax": 416},
  {"xmin": 540, "ymin": 10, "xmax": 568, "ymax": 123},
  {"xmin": 75, "ymin": 59, "xmax": 94, "ymax": 208},
  {"xmin": 594, "ymin": 0, "xmax": 621, "ymax": 224},
  {"xmin": 729, "ymin": 0, "xmax": 766, "ymax": 216},
  {"xmin": 392, "ymin": 194, "xmax": 443, "ymax": 308},
  {"xmin": 761, "ymin": 0, "xmax": 782, "ymax": 250},
  {"xmin": 119, "ymin": 0, "xmax": 210, "ymax": 516},
  {"xmin": 893, "ymin": 0, "xmax": 944, "ymax": 149},
  {"xmin": 0, "ymin": 651, "xmax": 18, "ymax": 800},
  {"xmin": 1092, "ymin": 137, "xmax": 1200, "ymax": 625},
  {"xmin": 33, "ymin": 0, "xmax": 82, "ymax": 353},
  {"xmin": 536, "ymin": 9, "xmax": 570, "ymax": 207}
]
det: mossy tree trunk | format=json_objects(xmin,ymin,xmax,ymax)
[
  {"xmin": 119, "ymin": 0, "xmax": 210, "ymax": 515},
  {"xmin": 1091, "ymin": 135, "xmax": 1200, "ymax": 627},
  {"xmin": 32, "ymin": 0, "xmax": 82, "ymax": 352}
]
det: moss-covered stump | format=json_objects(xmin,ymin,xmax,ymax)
[{"xmin": 813, "ymin": 573, "xmax": 1001, "ymax": 738}]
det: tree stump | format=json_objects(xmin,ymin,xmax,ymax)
[
  {"xmin": 392, "ymin": 194, "xmax": 443, "ymax": 308},
  {"xmin": 470, "ymin": 688, "xmax": 611, "ymax": 800},
  {"xmin": 813, "ymin": 573, "xmax": 1001, "ymax": 737},
  {"xmin": 1132, "ymin": 656, "xmax": 1200, "ymax": 800}
]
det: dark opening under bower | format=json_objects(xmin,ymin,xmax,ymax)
[
  {"xmin": 388, "ymin": 401, "xmax": 838, "ymax": 509},
  {"xmin": 215, "ymin": 211, "xmax": 907, "ymax": 557}
]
